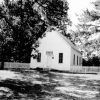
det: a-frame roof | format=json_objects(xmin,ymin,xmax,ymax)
[
  {"xmin": 47, "ymin": 27, "xmax": 82, "ymax": 54},
  {"xmin": 58, "ymin": 32, "xmax": 82, "ymax": 54}
]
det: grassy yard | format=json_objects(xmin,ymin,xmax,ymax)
[{"xmin": 0, "ymin": 69, "xmax": 100, "ymax": 100}]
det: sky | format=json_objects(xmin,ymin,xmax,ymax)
[
  {"xmin": 67, "ymin": 0, "xmax": 96, "ymax": 28},
  {"xmin": 67, "ymin": 0, "xmax": 100, "ymax": 45},
  {"xmin": 67, "ymin": 0, "xmax": 100, "ymax": 41}
]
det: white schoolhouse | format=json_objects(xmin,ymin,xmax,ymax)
[{"xmin": 30, "ymin": 28, "xmax": 82, "ymax": 71}]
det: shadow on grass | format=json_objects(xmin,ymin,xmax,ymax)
[{"xmin": 0, "ymin": 79, "xmax": 43, "ymax": 99}]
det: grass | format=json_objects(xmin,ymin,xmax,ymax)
[{"xmin": 0, "ymin": 69, "xmax": 100, "ymax": 99}]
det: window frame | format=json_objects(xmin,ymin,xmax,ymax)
[
  {"xmin": 73, "ymin": 54, "xmax": 75, "ymax": 65},
  {"xmin": 37, "ymin": 53, "xmax": 41, "ymax": 62},
  {"xmin": 59, "ymin": 53, "xmax": 63, "ymax": 63},
  {"xmin": 77, "ymin": 56, "xmax": 78, "ymax": 65}
]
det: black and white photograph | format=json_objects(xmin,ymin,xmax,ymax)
[{"xmin": 0, "ymin": 0, "xmax": 100, "ymax": 99}]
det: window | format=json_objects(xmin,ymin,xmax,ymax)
[
  {"xmin": 77, "ymin": 56, "xmax": 78, "ymax": 65},
  {"xmin": 37, "ymin": 53, "xmax": 41, "ymax": 62},
  {"xmin": 73, "ymin": 54, "xmax": 75, "ymax": 65},
  {"xmin": 59, "ymin": 53, "xmax": 63, "ymax": 63}
]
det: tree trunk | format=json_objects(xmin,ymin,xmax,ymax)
[
  {"xmin": 0, "ymin": 61, "xmax": 4, "ymax": 70},
  {"xmin": 0, "ymin": 46, "xmax": 5, "ymax": 70}
]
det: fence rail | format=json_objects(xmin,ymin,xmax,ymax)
[
  {"xmin": 0, "ymin": 62, "xmax": 100, "ymax": 73},
  {"xmin": 71, "ymin": 66, "xmax": 100, "ymax": 73},
  {"xmin": 3, "ymin": 62, "xmax": 30, "ymax": 69}
]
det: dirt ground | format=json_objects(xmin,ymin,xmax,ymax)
[{"xmin": 0, "ymin": 69, "xmax": 100, "ymax": 100}]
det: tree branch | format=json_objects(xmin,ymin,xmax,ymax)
[{"xmin": 0, "ymin": 15, "xmax": 16, "ymax": 32}]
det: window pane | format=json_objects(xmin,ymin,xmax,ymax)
[
  {"xmin": 59, "ymin": 53, "xmax": 63, "ymax": 63},
  {"xmin": 37, "ymin": 53, "xmax": 41, "ymax": 62},
  {"xmin": 77, "ymin": 56, "xmax": 78, "ymax": 65},
  {"xmin": 73, "ymin": 54, "xmax": 75, "ymax": 65}
]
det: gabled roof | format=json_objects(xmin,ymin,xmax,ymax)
[
  {"xmin": 58, "ymin": 32, "xmax": 82, "ymax": 54},
  {"xmin": 47, "ymin": 27, "xmax": 82, "ymax": 54}
]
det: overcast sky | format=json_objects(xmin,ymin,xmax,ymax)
[
  {"xmin": 67, "ymin": 0, "xmax": 100, "ymax": 40},
  {"xmin": 67, "ymin": 0, "xmax": 96, "ymax": 26}
]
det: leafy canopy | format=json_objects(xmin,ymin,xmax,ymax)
[{"xmin": 0, "ymin": 0, "xmax": 69, "ymax": 62}]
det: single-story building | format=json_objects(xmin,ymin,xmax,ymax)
[{"xmin": 30, "ymin": 27, "xmax": 82, "ymax": 71}]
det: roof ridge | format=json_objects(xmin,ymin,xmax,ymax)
[{"xmin": 57, "ymin": 31, "xmax": 82, "ymax": 54}]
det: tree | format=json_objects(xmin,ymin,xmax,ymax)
[
  {"xmin": 82, "ymin": 56, "xmax": 100, "ymax": 66},
  {"xmin": 71, "ymin": 0, "xmax": 100, "ymax": 60},
  {"xmin": 0, "ymin": 0, "xmax": 47, "ymax": 69},
  {"xmin": 0, "ymin": 0, "xmax": 69, "ymax": 69},
  {"xmin": 0, "ymin": 18, "xmax": 14, "ymax": 69}
]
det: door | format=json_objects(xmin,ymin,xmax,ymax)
[{"xmin": 46, "ymin": 51, "xmax": 54, "ymax": 69}]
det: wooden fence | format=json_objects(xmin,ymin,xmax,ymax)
[
  {"xmin": 71, "ymin": 66, "xmax": 100, "ymax": 73},
  {"xmin": 3, "ymin": 62, "xmax": 30, "ymax": 69},
  {"xmin": 0, "ymin": 62, "xmax": 100, "ymax": 73}
]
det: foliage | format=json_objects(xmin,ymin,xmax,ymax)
[
  {"xmin": 82, "ymin": 56, "xmax": 100, "ymax": 66},
  {"xmin": 0, "ymin": 0, "xmax": 69, "ymax": 63},
  {"xmin": 72, "ymin": 0, "xmax": 100, "ymax": 59}
]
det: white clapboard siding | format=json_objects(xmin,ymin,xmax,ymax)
[{"xmin": 30, "ymin": 28, "xmax": 82, "ymax": 71}]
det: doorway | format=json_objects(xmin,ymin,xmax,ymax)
[{"xmin": 46, "ymin": 51, "xmax": 54, "ymax": 69}]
